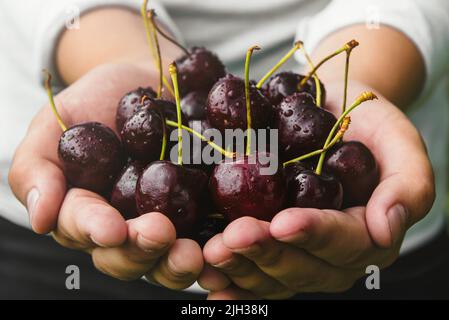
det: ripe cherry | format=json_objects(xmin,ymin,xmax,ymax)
[
  {"xmin": 181, "ymin": 91, "xmax": 208, "ymax": 121},
  {"xmin": 263, "ymin": 71, "xmax": 326, "ymax": 107},
  {"xmin": 110, "ymin": 161, "xmax": 144, "ymax": 219},
  {"xmin": 206, "ymin": 74, "xmax": 273, "ymax": 133},
  {"xmin": 116, "ymin": 87, "xmax": 156, "ymax": 132},
  {"xmin": 274, "ymin": 92, "xmax": 336, "ymax": 160},
  {"xmin": 286, "ymin": 169, "xmax": 343, "ymax": 209},
  {"xmin": 44, "ymin": 71, "xmax": 124, "ymax": 196},
  {"xmin": 209, "ymin": 153, "xmax": 286, "ymax": 221},
  {"xmin": 325, "ymin": 141, "xmax": 379, "ymax": 207}
]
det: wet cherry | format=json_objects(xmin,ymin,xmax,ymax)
[
  {"xmin": 274, "ymin": 92, "xmax": 336, "ymax": 160},
  {"xmin": 325, "ymin": 141, "xmax": 379, "ymax": 207},
  {"xmin": 110, "ymin": 161, "xmax": 144, "ymax": 219},
  {"xmin": 116, "ymin": 87, "xmax": 156, "ymax": 132}
]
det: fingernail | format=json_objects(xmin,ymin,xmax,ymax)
[
  {"xmin": 26, "ymin": 188, "xmax": 39, "ymax": 225},
  {"xmin": 137, "ymin": 234, "xmax": 168, "ymax": 252},
  {"xmin": 90, "ymin": 236, "xmax": 107, "ymax": 248},
  {"xmin": 387, "ymin": 204, "xmax": 408, "ymax": 246}
]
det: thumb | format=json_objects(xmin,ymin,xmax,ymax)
[{"xmin": 9, "ymin": 155, "xmax": 66, "ymax": 234}]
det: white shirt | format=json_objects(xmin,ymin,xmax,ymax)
[{"xmin": 1, "ymin": 0, "xmax": 448, "ymax": 257}]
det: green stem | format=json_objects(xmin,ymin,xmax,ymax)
[
  {"xmin": 165, "ymin": 120, "xmax": 235, "ymax": 159},
  {"xmin": 169, "ymin": 63, "xmax": 183, "ymax": 165},
  {"xmin": 341, "ymin": 44, "xmax": 357, "ymax": 113},
  {"xmin": 158, "ymin": 110, "xmax": 167, "ymax": 161},
  {"xmin": 301, "ymin": 45, "xmax": 322, "ymax": 107},
  {"xmin": 315, "ymin": 91, "xmax": 377, "ymax": 175},
  {"xmin": 43, "ymin": 70, "xmax": 67, "ymax": 132},
  {"xmin": 245, "ymin": 45, "xmax": 260, "ymax": 156},
  {"xmin": 141, "ymin": 1, "xmax": 174, "ymax": 97},
  {"xmin": 256, "ymin": 41, "xmax": 302, "ymax": 89},
  {"xmin": 299, "ymin": 40, "xmax": 359, "ymax": 89},
  {"xmin": 148, "ymin": 10, "xmax": 163, "ymax": 98}
]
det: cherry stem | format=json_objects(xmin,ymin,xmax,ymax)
[
  {"xmin": 169, "ymin": 63, "xmax": 183, "ymax": 165},
  {"xmin": 245, "ymin": 45, "xmax": 261, "ymax": 156},
  {"xmin": 341, "ymin": 43, "xmax": 357, "ymax": 113},
  {"xmin": 151, "ymin": 14, "xmax": 190, "ymax": 56},
  {"xmin": 300, "ymin": 43, "xmax": 322, "ymax": 107},
  {"xmin": 148, "ymin": 10, "xmax": 163, "ymax": 98},
  {"xmin": 282, "ymin": 117, "xmax": 350, "ymax": 167},
  {"xmin": 165, "ymin": 120, "xmax": 235, "ymax": 159},
  {"xmin": 256, "ymin": 41, "xmax": 302, "ymax": 89},
  {"xmin": 141, "ymin": 1, "xmax": 174, "ymax": 97},
  {"xmin": 315, "ymin": 91, "xmax": 377, "ymax": 175},
  {"xmin": 158, "ymin": 109, "xmax": 167, "ymax": 161},
  {"xmin": 299, "ymin": 40, "xmax": 359, "ymax": 89},
  {"xmin": 43, "ymin": 70, "xmax": 67, "ymax": 132}
]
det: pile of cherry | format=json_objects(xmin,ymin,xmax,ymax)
[{"xmin": 45, "ymin": 5, "xmax": 379, "ymax": 246}]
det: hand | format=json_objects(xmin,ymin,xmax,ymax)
[
  {"xmin": 200, "ymin": 80, "xmax": 435, "ymax": 299},
  {"xmin": 9, "ymin": 63, "xmax": 203, "ymax": 289}
]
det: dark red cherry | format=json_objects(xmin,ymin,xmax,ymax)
[
  {"xmin": 263, "ymin": 71, "xmax": 326, "ymax": 106},
  {"xmin": 110, "ymin": 161, "xmax": 144, "ymax": 220},
  {"xmin": 58, "ymin": 122, "xmax": 124, "ymax": 196},
  {"xmin": 287, "ymin": 169, "xmax": 343, "ymax": 210},
  {"xmin": 325, "ymin": 141, "xmax": 379, "ymax": 207},
  {"xmin": 116, "ymin": 87, "xmax": 157, "ymax": 132},
  {"xmin": 209, "ymin": 152, "xmax": 286, "ymax": 222},
  {"xmin": 274, "ymin": 92, "xmax": 336, "ymax": 160},
  {"xmin": 136, "ymin": 161, "xmax": 208, "ymax": 237},
  {"xmin": 120, "ymin": 107, "xmax": 163, "ymax": 164},
  {"xmin": 177, "ymin": 47, "xmax": 226, "ymax": 96},
  {"xmin": 186, "ymin": 119, "xmax": 216, "ymax": 173},
  {"xmin": 181, "ymin": 91, "xmax": 208, "ymax": 121},
  {"xmin": 284, "ymin": 161, "xmax": 314, "ymax": 185},
  {"xmin": 194, "ymin": 215, "xmax": 228, "ymax": 248},
  {"xmin": 206, "ymin": 74, "xmax": 273, "ymax": 133}
]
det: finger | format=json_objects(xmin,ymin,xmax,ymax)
[
  {"xmin": 208, "ymin": 286, "xmax": 258, "ymax": 300},
  {"xmin": 91, "ymin": 212, "xmax": 176, "ymax": 281},
  {"xmin": 9, "ymin": 149, "xmax": 66, "ymax": 234},
  {"xmin": 204, "ymin": 233, "xmax": 292, "ymax": 299},
  {"xmin": 52, "ymin": 188, "xmax": 127, "ymax": 250},
  {"xmin": 146, "ymin": 239, "xmax": 204, "ymax": 290},
  {"xmin": 365, "ymin": 118, "xmax": 434, "ymax": 248},
  {"xmin": 198, "ymin": 265, "xmax": 231, "ymax": 292},
  {"xmin": 270, "ymin": 208, "xmax": 397, "ymax": 269},
  {"xmin": 224, "ymin": 217, "xmax": 357, "ymax": 293}
]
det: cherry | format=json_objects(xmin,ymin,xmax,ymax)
[
  {"xmin": 110, "ymin": 161, "xmax": 144, "ymax": 219},
  {"xmin": 176, "ymin": 47, "xmax": 226, "ymax": 96},
  {"xmin": 274, "ymin": 92, "xmax": 336, "ymax": 160},
  {"xmin": 43, "ymin": 71, "xmax": 124, "ymax": 196},
  {"xmin": 116, "ymin": 87, "xmax": 156, "ymax": 132},
  {"xmin": 209, "ymin": 152, "xmax": 286, "ymax": 222},
  {"xmin": 286, "ymin": 169, "xmax": 343, "ymax": 209},
  {"xmin": 263, "ymin": 71, "xmax": 326, "ymax": 107},
  {"xmin": 147, "ymin": 15, "xmax": 226, "ymax": 96},
  {"xmin": 181, "ymin": 91, "xmax": 208, "ymax": 121},
  {"xmin": 120, "ymin": 105, "xmax": 164, "ymax": 163},
  {"xmin": 58, "ymin": 122, "xmax": 124, "ymax": 196},
  {"xmin": 206, "ymin": 74, "xmax": 273, "ymax": 133},
  {"xmin": 136, "ymin": 160, "xmax": 208, "ymax": 237},
  {"xmin": 325, "ymin": 141, "xmax": 379, "ymax": 207}
]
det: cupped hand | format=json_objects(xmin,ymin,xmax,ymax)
[
  {"xmin": 8, "ymin": 63, "xmax": 203, "ymax": 289},
  {"xmin": 200, "ymin": 80, "xmax": 435, "ymax": 299}
]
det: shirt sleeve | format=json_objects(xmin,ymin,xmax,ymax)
[
  {"xmin": 295, "ymin": 0, "xmax": 449, "ymax": 98},
  {"xmin": 3, "ymin": 0, "xmax": 179, "ymax": 89}
]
